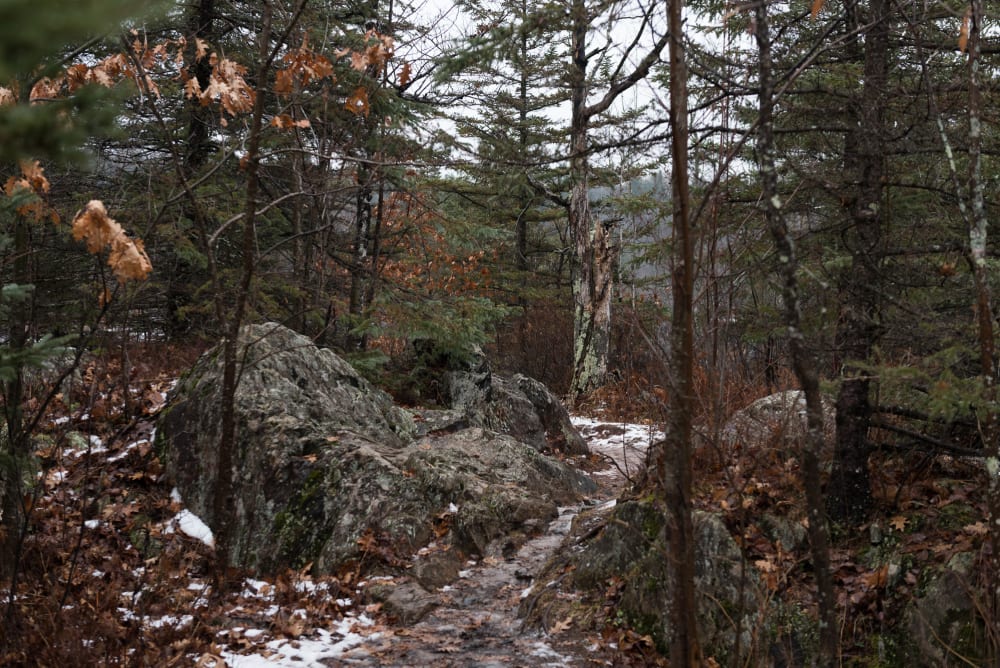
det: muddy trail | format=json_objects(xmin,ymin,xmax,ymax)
[{"xmin": 331, "ymin": 418, "xmax": 660, "ymax": 667}]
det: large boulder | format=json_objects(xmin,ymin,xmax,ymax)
[
  {"xmin": 721, "ymin": 390, "xmax": 835, "ymax": 460},
  {"xmin": 521, "ymin": 499, "xmax": 763, "ymax": 664},
  {"xmin": 156, "ymin": 323, "xmax": 592, "ymax": 574},
  {"xmin": 443, "ymin": 348, "xmax": 589, "ymax": 455}
]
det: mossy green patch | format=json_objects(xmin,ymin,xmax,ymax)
[{"xmin": 272, "ymin": 468, "xmax": 332, "ymax": 570}]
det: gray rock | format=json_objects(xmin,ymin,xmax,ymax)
[
  {"xmin": 902, "ymin": 552, "xmax": 986, "ymax": 664},
  {"xmin": 760, "ymin": 512, "xmax": 808, "ymax": 551},
  {"xmin": 156, "ymin": 323, "xmax": 592, "ymax": 576},
  {"xmin": 513, "ymin": 374, "xmax": 590, "ymax": 455},
  {"xmin": 409, "ymin": 407, "xmax": 469, "ymax": 437},
  {"xmin": 411, "ymin": 550, "xmax": 463, "ymax": 589},
  {"xmin": 722, "ymin": 390, "xmax": 834, "ymax": 459},
  {"xmin": 404, "ymin": 428, "xmax": 595, "ymax": 555},
  {"xmin": 522, "ymin": 500, "xmax": 761, "ymax": 664},
  {"xmin": 448, "ymin": 367, "xmax": 588, "ymax": 456},
  {"xmin": 368, "ymin": 581, "xmax": 439, "ymax": 623},
  {"xmin": 406, "ymin": 340, "xmax": 587, "ymax": 455}
]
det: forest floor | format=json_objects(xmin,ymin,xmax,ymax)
[
  {"xmin": 1, "ymin": 346, "xmax": 992, "ymax": 665},
  {"xmin": 1, "ymin": 348, "xmax": 667, "ymax": 666}
]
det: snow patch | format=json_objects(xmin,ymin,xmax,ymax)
[
  {"xmin": 530, "ymin": 640, "xmax": 572, "ymax": 666},
  {"xmin": 165, "ymin": 509, "xmax": 215, "ymax": 548}
]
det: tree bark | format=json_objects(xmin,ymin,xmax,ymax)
[
  {"xmin": 826, "ymin": 0, "xmax": 889, "ymax": 523},
  {"xmin": 185, "ymin": 0, "xmax": 216, "ymax": 170},
  {"xmin": 966, "ymin": 0, "xmax": 1000, "ymax": 638},
  {"xmin": 567, "ymin": 0, "xmax": 614, "ymax": 401},
  {"xmin": 212, "ymin": 0, "xmax": 274, "ymax": 591},
  {"xmin": 347, "ymin": 2, "xmax": 390, "ymax": 351},
  {"xmin": 565, "ymin": 0, "xmax": 669, "ymax": 401},
  {"xmin": 754, "ymin": 4, "xmax": 838, "ymax": 663},
  {"xmin": 661, "ymin": 0, "xmax": 703, "ymax": 663}
]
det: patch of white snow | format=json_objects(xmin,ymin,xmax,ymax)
[{"xmin": 166, "ymin": 509, "xmax": 215, "ymax": 548}]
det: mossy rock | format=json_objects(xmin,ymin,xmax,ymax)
[
  {"xmin": 522, "ymin": 499, "xmax": 764, "ymax": 664},
  {"xmin": 157, "ymin": 323, "xmax": 591, "ymax": 576},
  {"xmin": 900, "ymin": 552, "xmax": 990, "ymax": 666}
]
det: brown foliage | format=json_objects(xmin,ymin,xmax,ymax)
[{"xmin": 71, "ymin": 200, "xmax": 152, "ymax": 282}]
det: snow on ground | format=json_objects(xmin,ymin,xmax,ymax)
[
  {"xmin": 222, "ymin": 615, "xmax": 380, "ymax": 667},
  {"xmin": 165, "ymin": 508, "xmax": 216, "ymax": 548},
  {"xmin": 571, "ymin": 415, "xmax": 661, "ymax": 483}
]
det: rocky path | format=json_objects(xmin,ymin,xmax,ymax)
[{"xmin": 327, "ymin": 417, "xmax": 659, "ymax": 667}]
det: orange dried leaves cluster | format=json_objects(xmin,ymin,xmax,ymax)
[
  {"xmin": 5, "ymin": 160, "xmax": 50, "ymax": 196},
  {"xmin": 339, "ymin": 31, "xmax": 395, "ymax": 117},
  {"xmin": 71, "ymin": 200, "xmax": 152, "ymax": 282},
  {"xmin": 185, "ymin": 54, "xmax": 255, "ymax": 119},
  {"xmin": 275, "ymin": 42, "xmax": 335, "ymax": 96},
  {"xmin": 4, "ymin": 160, "xmax": 58, "ymax": 223},
  {"xmin": 345, "ymin": 86, "xmax": 371, "ymax": 116},
  {"xmin": 345, "ymin": 30, "xmax": 395, "ymax": 72}
]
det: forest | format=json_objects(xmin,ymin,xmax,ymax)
[{"xmin": 0, "ymin": 0, "xmax": 998, "ymax": 665}]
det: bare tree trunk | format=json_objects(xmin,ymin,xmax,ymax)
[
  {"xmin": 0, "ymin": 208, "xmax": 31, "ymax": 583},
  {"xmin": 754, "ymin": 4, "xmax": 838, "ymax": 663},
  {"xmin": 0, "ymin": 72, "xmax": 41, "ymax": 587},
  {"xmin": 567, "ymin": 0, "xmax": 614, "ymax": 401},
  {"xmin": 347, "ymin": 2, "xmax": 390, "ymax": 352},
  {"xmin": 185, "ymin": 0, "xmax": 216, "ymax": 170},
  {"xmin": 565, "ymin": 0, "xmax": 668, "ymax": 402},
  {"xmin": 966, "ymin": 0, "xmax": 1000, "ymax": 642},
  {"xmin": 347, "ymin": 156, "xmax": 374, "ymax": 349},
  {"xmin": 212, "ymin": 0, "xmax": 275, "ymax": 592},
  {"xmin": 163, "ymin": 0, "xmax": 216, "ymax": 338},
  {"xmin": 662, "ymin": 0, "xmax": 703, "ymax": 663}
]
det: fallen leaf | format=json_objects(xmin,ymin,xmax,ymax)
[
  {"xmin": 964, "ymin": 521, "xmax": 988, "ymax": 536},
  {"xmin": 861, "ymin": 564, "xmax": 888, "ymax": 589},
  {"xmin": 550, "ymin": 615, "xmax": 573, "ymax": 634}
]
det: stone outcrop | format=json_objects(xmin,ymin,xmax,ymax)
[
  {"xmin": 156, "ymin": 323, "xmax": 592, "ymax": 575},
  {"xmin": 901, "ymin": 552, "xmax": 986, "ymax": 664},
  {"xmin": 521, "ymin": 499, "xmax": 762, "ymax": 664},
  {"xmin": 441, "ymin": 348, "xmax": 589, "ymax": 455}
]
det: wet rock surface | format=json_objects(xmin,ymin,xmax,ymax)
[
  {"xmin": 328, "ymin": 419, "xmax": 660, "ymax": 667},
  {"xmin": 341, "ymin": 506, "xmax": 593, "ymax": 667}
]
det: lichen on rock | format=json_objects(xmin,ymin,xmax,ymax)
[{"xmin": 156, "ymin": 322, "xmax": 591, "ymax": 577}]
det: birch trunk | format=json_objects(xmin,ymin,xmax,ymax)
[{"xmin": 755, "ymin": 4, "xmax": 838, "ymax": 662}]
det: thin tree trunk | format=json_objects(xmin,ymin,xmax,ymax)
[
  {"xmin": 212, "ymin": 0, "xmax": 274, "ymax": 591},
  {"xmin": 662, "ymin": 0, "xmax": 703, "ymax": 663},
  {"xmin": 0, "ymin": 74, "xmax": 40, "ymax": 588},
  {"xmin": 347, "ymin": 156, "xmax": 373, "ymax": 349},
  {"xmin": 754, "ymin": 4, "xmax": 838, "ymax": 663},
  {"xmin": 185, "ymin": 0, "xmax": 216, "ymax": 170},
  {"xmin": 966, "ymin": 0, "xmax": 1000, "ymax": 640}
]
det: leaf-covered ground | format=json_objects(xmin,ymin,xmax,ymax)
[{"xmin": 0, "ymin": 348, "xmax": 990, "ymax": 665}]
